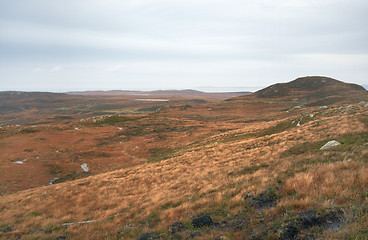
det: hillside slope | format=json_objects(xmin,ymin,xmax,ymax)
[
  {"xmin": 1, "ymin": 107, "xmax": 368, "ymax": 239},
  {"xmin": 0, "ymin": 77, "xmax": 368, "ymax": 239},
  {"xmin": 231, "ymin": 76, "xmax": 367, "ymax": 107}
]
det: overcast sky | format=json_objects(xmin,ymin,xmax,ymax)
[{"xmin": 0, "ymin": 0, "xmax": 367, "ymax": 92}]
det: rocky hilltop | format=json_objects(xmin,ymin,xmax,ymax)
[{"xmin": 231, "ymin": 76, "xmax": 367, "ymax": 108}]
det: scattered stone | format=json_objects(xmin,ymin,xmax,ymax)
[
  {"xmin": 169, "ymin": 221, "xmax": 187, "ymax": 235},
  {"xmin": 49, "ymin": 177, "xmax": 59, "ymax": 185},
  {"xmin": 319, "ymin": 106, "xmax": 328, "ymax": 110},
  {"xmin": 13, "ymin": 159, "xmax": 27, "ymax": 164},
  {"xmin": 242, "ymin": 192, "xmax": 253, "ymax": 199},
  {"xmin": 319, "ymin": 140, "xmax": 341, "ymax": 150},
  {"xmin": 218, "ymin": 214, "xmax": 247, "ymax": 230},
  {"xmin": 250, "ymin": 189, "xmax": 277, "ymax": 209},
  {"xmin": 136, "ymin": 232, "xmax": 160, "ymax": 240},
  {"xmin": 365, "ymin": 103, "xmax": 368, "ymax": 108},
  {"xmin": 80, "ymin": 163, "xmax": 89, "ymax": 172},
  {"xmin": 192, "ymin": 214, "xmax": 213, "ymax": 228}
]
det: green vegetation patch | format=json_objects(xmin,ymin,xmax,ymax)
[
  {"xmin": 257, "ymin": 114, "xmax": 317, "ymax": 138},
  {"xmin": 0, "ymin": 223, "xmax": 12, "ymax": 233},
  {"xmin": 148, "ymin": 147, "xmax": 178, "ymax": 162},
  {"xmin": 281, "ymin": 130, "xmax": 368, "ymax": 160},
  {"xmin": 54, "ymin": 115, "xmax": 73, "ymax": 120},
  {"xmin": 88, "ymin": 104, "xmax": 127, "ymax": 111},
  {"xmin": 49, "ymin": 165, "xmax": 63, "ymax": 175},
  {"xmin": 229, "ymin": 164, "xmax": 269, "ymax": 176},
  {"xmin": 161, "ymin": 201, "xmax": 182, "ymax": 210},
  {"xmin": 220, "ymin": 133, "xmax": 256, "ymax": 143},
  {"xmin": 281, "ymin": 141, "xmax": 325, "ymax": 158},
  {"xmin": 259, "ymin": 120, "xmax": 298, "ymax": 137},
  {"xmin": 93, "ymin": 115, "xmax": 136, "ymax": 125},
  {"xmin": 77, "ymin": 151, "xmax": 111, "ymax": 158},
  {"xmin": 20, "ymin": 128, "xmax": 40, "ymax": 134},
  {"xmin": 52, "ymin": 172, "xmax": 90, "ymax": 184},
  {"xmin": 337, "ymin": 131, "xmax": 368, "ymax": 149},
  {"xmin": 308, "ymin": 96, "xmax": 344, "ymax": 107},
  {"xmin": 137, "ymin": 106, "xmax": 163, "ymax": 112}
]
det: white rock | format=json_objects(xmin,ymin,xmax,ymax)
[
  {"xmin": 13, "ymin": 158, "xmax": 27, "ymax": 164},
  {"xmin": 319, "ymin": 140, "xmax": 342, "ymax": 150},
  {"xmin": 81, "ymin": 163, "xmax": 89, "ymax": 172},
  {"xmin": 49, "ymin": 177, "xmax": 59, "ymax": 185}
]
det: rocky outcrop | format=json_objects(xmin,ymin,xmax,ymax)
[
  {"xmin": 319, "ymin": 140, "xmax": 341, "ymax": 150},
  {"xmin": 192, "ymin": 214, "xmax": 213, "ymax": 228},
  {"xmin": 249, "ymin": 189, "xmax": 277, "ymax": 209},
  {"xmin": 279, "ymin": 208, "xmax": 345, "ymax": 240},
  {"xmin": 169, "ymin": 221, "xmax": 186, "ymax": 235}
]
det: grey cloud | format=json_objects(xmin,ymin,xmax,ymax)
[{"xmin": 0, "ymin": 0, "xmax": 367, "ymax": 91}]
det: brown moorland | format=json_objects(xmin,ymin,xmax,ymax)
[{"xmin": 0, "ymin": 76, "xmax": 367, "ymax": 239}]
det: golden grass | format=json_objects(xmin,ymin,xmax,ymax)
[{"xmin": 0, "ymin": 104, "xmax": 367, "ymax": 239}]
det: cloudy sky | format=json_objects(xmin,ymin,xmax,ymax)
[{"xmin": 0, "ymin": 0, "xmax": 367, "ymax": 92}]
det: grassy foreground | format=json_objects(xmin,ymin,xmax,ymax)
[{"xmin": 0, "ymin": 103, "xmax": 368, "ymax": 239}]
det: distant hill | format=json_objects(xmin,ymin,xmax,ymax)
[
  {"xmin": 232, "ymin": 76, "xmax": 367, "ymax": 106},
  {"xmin": 0, "ymin": 90, "xmax": 249, "ymax": 124},
  {"xmin": 0, "ymin": 91, "xmax": 81, "ymax": 114}
]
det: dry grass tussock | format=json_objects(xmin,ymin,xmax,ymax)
[{"xmin": 0, "ymin": 105, "xmax": 368, "ymax": 239}]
